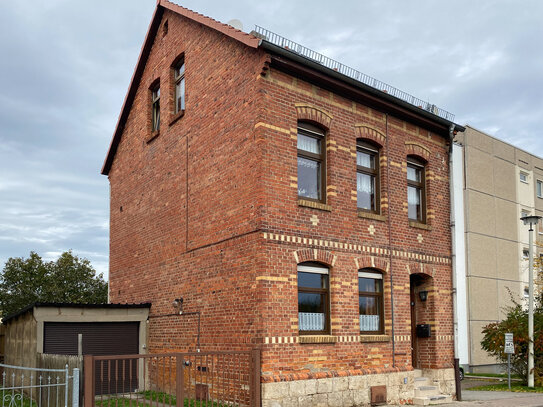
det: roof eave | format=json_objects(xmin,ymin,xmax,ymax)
[{"xmin": 260, "ymin": 41, "xmax": 465, "ymax": 136}]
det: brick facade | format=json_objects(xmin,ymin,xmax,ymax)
[{"xmin": 104, "ymin": 1, "xmax": 459, "ymax": 404}]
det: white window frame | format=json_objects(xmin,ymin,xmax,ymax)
[
  {"xmin": 520, "ymin": 172, "xmax": 528, "ymax": 183},
  {"xmin": 537, "ymin": 180, "xmax": 543, "ymax": 198}
]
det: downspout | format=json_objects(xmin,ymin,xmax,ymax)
[
  {"xmin": 385, "ymin": 113, "xmax": 396, "ymax": 367},
  {"xmin": 448, "ymin": 124, "xmax": 459, "ymax": 360}
]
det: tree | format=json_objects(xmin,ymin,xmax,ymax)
[
  {"xmin": 481, "ymin": 290, "xmax": 543, "ymax": 386},
  {"xmin": 0, "ymin": 251, "xmax": 108, "ymax": 317}
]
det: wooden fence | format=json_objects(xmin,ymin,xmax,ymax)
[{"xmin": 38, "ymin": 353, "xmax": 83, "ymax": 405}]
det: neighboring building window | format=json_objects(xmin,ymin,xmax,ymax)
[
  {"xmin": 524, "ymin": 286, "xmax": 530, "ymax": 299},
  {"xmin": 151, "ymin": 84, "xmax": 160, "ymax": 132},
  {"xmin": 298, "ymin": 263, "xmax": 329, "ymax": 334},
  {"xmin": 297, "ymin": 123, "xmax": 325, "ymax": 202},
  {"xmin": 523, "ymin": 249, "xmax": 530, "ymax": 260},
  {"xmin": 537, "ymin": 180, "xmax": 542, "ymax": 198},
  {"xmin": 359, "ymin": 269, "xmax": 384, "ymax": 334},
  {"xmin": 173, "ymin": 59, "xmax": 185, "ymax": 113},
  {"xmin": 407, "ymin": 157, "xmax": 426, "ymax": 222},
  {"xmin": 357, "ymin": 140, "xmax": 379, "ymax": 213},
  {"xmin": 520, "ymin": 172, "xmax": 528, "ymax": 183}
]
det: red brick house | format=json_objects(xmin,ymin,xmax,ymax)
[{"xmin": 102, "ymin": 1, "xmax": 464, "ymax": 405}]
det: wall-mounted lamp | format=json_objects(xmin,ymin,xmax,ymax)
[
  {"xmin": 172, "ymin": 297, "xmax": 184, "ymax": 314},
  {"xmin": 419, "ymin": 290, "xmax": 428, "ymax": 302}
]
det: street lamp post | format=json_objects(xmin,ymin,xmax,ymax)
[{"xmin": 520, "ymin": 215, "xmax": 542, "ymax": 388}]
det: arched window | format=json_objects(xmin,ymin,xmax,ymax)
[
  {"xmin": 297, "ymin": 262, "xmax": 329, "ymax": 334},
  {"xmin": 357, "ymin": 140, "xmax": 380, "ymax": 213},
  {"xmin": 407, "ymin": 156, "xmax": 426, "ymax": 223},
  {"xmin": 297, "ymin": 122, "xmax": 326, "ymax": 203},
  {"xmin": 358, "ymin": 269, "xmax": 384, "ymax": 334}
]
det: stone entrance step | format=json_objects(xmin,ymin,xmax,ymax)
[{"xmin": 413, "ymin": 376, "xmax": 453, "ymax": 405}]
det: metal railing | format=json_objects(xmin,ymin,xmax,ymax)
[
  {"xmin": 253, "ymin": 25, "xmax": 455, "ymax": 122},
  {"xmin": 0, "ymin": 363, "xmax": 79, "ymax": 407},
  {"xmin": 84, "ymin": 350, "xmax": 260, "ymax": 407}
]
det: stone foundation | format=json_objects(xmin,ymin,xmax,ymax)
[{"xmin": 261, "ymin": 368, "xmax": 455, "ymax": 407}]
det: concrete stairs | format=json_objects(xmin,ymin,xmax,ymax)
[{"xmin": 412, "ymin": 371, "xmax": 453, "ymax": 405}]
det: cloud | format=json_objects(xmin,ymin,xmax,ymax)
[{"xmin": 1, "ymin": 0, "xmax": 542, "ymax": 283}]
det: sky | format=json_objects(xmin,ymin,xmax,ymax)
[{"xmin": 1, "ymin": 0, "xmax": 542, "ymax": 279}]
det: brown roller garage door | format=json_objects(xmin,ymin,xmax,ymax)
[
  {"xmin": 44, "ymin": 322, "xmax": 139, "ymax": 394},
  {"xmin": 43, "ymin": 322, "xmax": 139, "ymax": 355}
]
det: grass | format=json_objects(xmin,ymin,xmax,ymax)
[
  {"xmin": 0, "ymin": 392, "xmax": 37, "ymax": 407},
  {"xmin": 95, "ymin": 390, "xmax": 227, "ymax": 407},
  {"xmin": 467, "ymin": 383, "xmax": 543, "ymax": 393}
]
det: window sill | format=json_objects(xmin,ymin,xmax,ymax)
[
  {"xmin": 409, "ymin": 220, "xmax": 432, "ymax": 231},
  {"xmin": 169, "ymin": 110, "xmax": 185, "ymax": 126},
  {"xmin": 146, "ymin": 131, "xmax": 160, "ymax": 143},
  {"xmin": 298, "ymin": 199, "xmax": 332, "ymax": 212},
  {"xmin": 359, "ymin": 334, "xmax": 390, "ymax": 343},
  {"xmin": 299, "ymin": 335, "xmax": 337, "ymax": 344},
  {"xmin": 358, "ymin": 211, "xmax": 386, "ymax": 222}
]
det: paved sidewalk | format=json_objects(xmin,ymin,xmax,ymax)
[{"xmin": 437, "ymin": 390, "xmax": 543, "ymax": 406}]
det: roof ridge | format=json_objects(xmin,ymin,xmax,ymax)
[{"xmin": 159, "ymin": 0, "xmax": 260, "ymax": 45}]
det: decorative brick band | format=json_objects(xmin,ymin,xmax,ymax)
[
  {"xmin": 262, "ymin": 232, "xmax": 451, "ymax": 265},
  {"xmin": 295, "ymin": 103, "xmax": 333, "ymax": 129},
  {"xmin": 254, "ymin": 122, "xmax": 291, "ymax": 135},
  {"xmin": 405, "ymin": 141, "xmax": 431, "ymax": 160},
  {"xmin": 354, "ymin": 124, "xmax": 386, "ymax": 146},
  {"xmin": 261, "ymin": 365, "xmax": 412, "ymax": 383}
]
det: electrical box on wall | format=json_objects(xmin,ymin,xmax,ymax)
[{"xmin": 416, "ymin": 324, "xmax": 431, "ymax": 338}]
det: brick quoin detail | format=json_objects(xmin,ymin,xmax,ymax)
[
  {"xmin": 355, "ymin": 124, "xmax": 386, "ymax": 147},
  {"xmin": 405, "ymin": 141, "xmax": 431, "ymax": 160},
  {"xmin": 295, "ymin": 104, "xmax": 332, "ymax": 129}
]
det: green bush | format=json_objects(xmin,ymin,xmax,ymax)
[{"xmin": 481, "ymin": 292, "xmax": 543, "ymax": 386}]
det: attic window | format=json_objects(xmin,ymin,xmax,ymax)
[{"xmin": 163, "ymin": 20, "xmax": 168, "ymax": 37}]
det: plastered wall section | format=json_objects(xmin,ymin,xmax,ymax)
[{"xmin": 461, "ymin": 126, "xmax": 543, "ymax": 367}]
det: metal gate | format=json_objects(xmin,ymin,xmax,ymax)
[
  {"xmin": 84, "ymin": 350, "xmax": 261, "ymax": 407},
  {"xmin": 0, "ymin": 363, "xmax": 79, "ymax": 407}
]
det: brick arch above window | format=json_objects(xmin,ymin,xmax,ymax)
[
  {"xmin": 355, "ymin": 255, "xmax": 389, "ymax": 273},
  {"xmin": 295, "ymin": 104, "xmax": 332, "ymax": 130},
  {"xmin": 354, "ymin": 125, "xmax": 386, "ymax": 147},
  {"xmin": 406, "ymin": 262, "xmax": 433, "ymax": 277},
  {"xmin": 294, "ymin": 248, "xmax": 336, "ymax": 267},
  {"xmin": 405, "ymin": 141, "xmax": 431, "ymax": 161}
]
